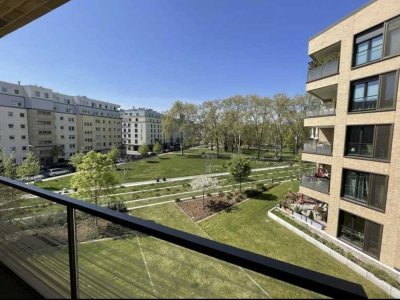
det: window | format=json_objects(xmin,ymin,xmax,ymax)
[
  {"xmin": 35, "ymin": 91, "xmax": 40, "ymax": 97},
  {"xmin": 8, "ymin": 124, "xmax": 13, "ymax": 129},
  {"xmin": 60, "ymin": 116, "xmax": 64, "ymax": 120},
  {"xmin": 21, "ymin": 135, "xmax": 26, "ymax": 140},
  {"xmin": 2, "ymin": 87, "xmax": 7, "ymax": 93},
  {"xmin": 22, "ymin": 146, "xmax": 27, "ymax": 151},
  {"xmin": 37, "ymin": 111, "xmax": 51, "ymax": 116},
  {"xmin": 9, "ymin": 136, "xmax": 14, "ymax": 140},
  {"xmin": 354, "ymin": 25, "xmax": 384, "ymax": 66},
  {"xmin": 384, "ymin": 16, "xmax": 400, "ymax": 57},
  {"xmin": 342, "ymin": 169, "xmax": 387, "ymax": 211},
  {"xmin": 20, "ymin": 124, "xmax": 25, "ymax": 129},
  {"xmin": 349, "ymin": 71, "xmax": 398, "ymax": 112},
  {"xmin": 338, "ymin": 210, "xmax": 382, "ymax": 258},
  {"xmin": 14, "ymin": 89, "xmax": 19, "ymax": 95},
  {"xmin": 44, "ymin": 92, "xmax": 49, "ymax": 99},
  {"xmin": 20, "ymin": 113, "xmax": 24, "ymax": 117},
  {"xmin": 8, "ymin": 111, "xmax": 13, "ymax": 117},
  {"xmin": 346, "ymin": 124, "xmax": 392, "ymax": 161}
]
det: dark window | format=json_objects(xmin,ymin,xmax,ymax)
[
  {"xmin": 349, "ymin": 71, "xmax": 398, "ymax": 112},
  {"xmin": 379, "ymin": 72, "xmax": 397, "ymax": 109},
  {"xmin": 354, "ymin": 25, "xmax": 384, "ymax": 66},
  {"xmin": 351, "ymin": 77, "xmax": 379, "ymax": 111},
  {"xmin": 338, "ymin": 211, "xmax": 382, "ymax": 258},
  {"xmin": 384, "ymin": 16, "xmax": 400, "ymax": 57},
  {"xmin": 345, "ymin": 124, "xmax": 392, "ymax": 161},
  {"xmin": 342, "ymin": 169, "xmax": 387, "ymax": 211}
]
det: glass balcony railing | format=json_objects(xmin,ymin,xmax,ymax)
[
  {"xmin": 303, "ymin": 141, "xmax": 332, "ymax": 155},
  {"xmin": 305, "ymin": 103, "xmax": 335, "ymax": 117},
  {"xmin": 301, "ymin": 174, "xmax": 330, "ymax": 194},
  {"xmin": 307, "ymin": 59, "xmax": 339, "ymax": 82},
  {"xmin": 0, "ymin": 176, "xmax": 366, "ymax": 299}
]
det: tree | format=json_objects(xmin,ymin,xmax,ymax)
[
  {"xmin": 246, "ymin": 95, "xmax": 271, "ymax": 159},
  {"xmin": 162, "ymin": 100, "xmax": 198, "ymax": 155},
  {"xmin": 51, "ymin": 145, "xmax": 65, "ymax": 163},
  {"xmin": 107, "ymin": 145, "xmax": 120, "ymax": 170},
  {"xmin": 227, "ymin": 155, "xmax": 252, "ymax": 192},
  {"xmin": 153, "ymin": 142, "xmax": 162, "ymax": 154},
  {"xmin": 270, "ymin": 93, "xmax": 291, "ymax": 160},
  {"xmin": 16, "ymin": 151, "xmax": 40, "ymax": 181},
  {"xmin": 69, "ymin": 150, "xmax": 85, "ymax": 170},
  {"xmin": 3, "ymin": 152, "xmax": 17, "ymax": 178},
  {"xmin": 198, "ymin": 100, "xmax": 223, "ymax": 157},
  {"xmin": 190, "ymin": 175, "xmax": 218, "ymax": 208},
  {"xmin": 138, "ymin": 144, "xmax": 149, "ymax": 157},
  {"xmin": 71, "ymin": 151, "xmax": 119, "ymax": 223}
]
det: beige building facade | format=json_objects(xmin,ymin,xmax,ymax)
[{"xmin": 300, "ymin": 0, "xmax": 400, "ymax": 269}]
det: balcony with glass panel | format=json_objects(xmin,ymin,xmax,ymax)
[
  {"xmin": 307, "ymin": 42, "xmax": 340, "ymax": 83},
  {"xmin": 303, "ymin": 127, "xmax": 333, "ymax": 156},
  {"xmin": 0, "ymin": 176, "xmax": 368, "ymax": 299},
  {"xmin": 300, "ymin": 163, "xmax": 331, "ymax": 194}
]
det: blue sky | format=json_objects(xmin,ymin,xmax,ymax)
[{"xmin": 0, "ymin": 0, "xmax": 368, "ymax": 111}]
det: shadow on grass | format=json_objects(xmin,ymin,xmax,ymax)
[
  {"xmin": 158, "ymin": 157, "xmax": 170, "ymax": 160},
  {"xmin": 146, "ymin": 161, "xmax": 160, "ymax": 164},
  {"xmin": 252, "ymin": 193, "xmax": 277, "ymax": 201}
]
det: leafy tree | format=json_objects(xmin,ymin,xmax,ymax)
[
  {"xmin": 51, "ymin": 145, "xmax": 65, "ymax": 163},
  {"xmin": 270, "ymin": 93, "xmax": 290, "ymax": 159},
  {"xmin": 138, "ymin": 144, "xmax": 149, "ymax": 157},
  {"xmin": 198, "ymin": 100, "xmax": 223, "ymax": 157},
  {"xmin": 162, "ymin": 100, "xmax": 198, "ymax": 155},
  {"xmin": 227, "ymin": 155, "xmax": 252, "ymax": 192},
  {"xmin": 190, "ymin": 175, "xmax": 218, "ymax": 208},
  {"xmin": 69, "ymin": 150, "xmax": 85, "ymax": 170},
  {"xmin": 16, "ymin": 151, "xmax": 40, "ymax": 181},
  {"xmin": 3, "ymin": 152, "xmax": 17, "ymax": 178},
  {"xmin": 107, "ymin": 145, "xmax": 120, "ymax": 170},
  {"xmin": 71, "ymin": 151, "xmax": 119, "ymax": 210},
  {"xmin": 153, "ymin": 142, "xmax": 162, "ymax": 154}
]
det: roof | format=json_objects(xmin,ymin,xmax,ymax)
[{"xmin": 0, "ymin": 0, "xmax": 69, "ymax": 39}]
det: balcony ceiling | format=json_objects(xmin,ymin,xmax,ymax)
[
  {"xmin": 0, "ymin": 0, "xmax": 69, "ymax": 39},
  {"xmin": 311, "ymin": 42, "xmax": 340, "ymax": 61},
  {"xmin": 309, "ymin": 84, "xmax": 338, "ymax": 101}
]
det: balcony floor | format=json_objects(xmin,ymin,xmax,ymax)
[{"xmin": 0, "ymin": 262, "xmax": 41, "ymax": 299}]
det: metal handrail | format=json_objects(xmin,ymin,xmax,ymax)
[{"xmin": 0, "ymin": 176, "xmax": 367, "ymax": 299}]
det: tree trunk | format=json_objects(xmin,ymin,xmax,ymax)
[
  {"xmin": 202, "ymin": 190, "xmax": 205, "ymax": 208},
  {"xmin": 257, "ymin": 139, "xmax": 261, "ymax": 159},
  {"xmin": 180, "ymin": 132, "xmax": 184, "ymax": 156},
  {"xmin": 216, "ymin": 138, "xmax": 220, "ymax": 157}
]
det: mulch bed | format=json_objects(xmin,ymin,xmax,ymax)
[{"xmin": 177, "ymin": 195, "xmax": 242, "ymax": 222}]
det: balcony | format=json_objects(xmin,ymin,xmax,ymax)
[
  {"xmin": 305, "ymin": 102, "xmax": 335, "ymax": 118},
  {"xmin": 307, "ymin": 59, "xmax": 339, "ymax": 82},
  {"xmin": 303, "ymin": 140, "xmax": 332, "ymax": 155},
  {"xmin": 0, "ymin": 176, "xmax": 366, "ymax": 299},
  {"xmin": 301, "ymin": 175, "xmax": 330, "ymax": 194}
]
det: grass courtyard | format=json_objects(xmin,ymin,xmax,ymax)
[{"xmin": 35, "ymin": 150, "xmax": 294, "ymax": 191}]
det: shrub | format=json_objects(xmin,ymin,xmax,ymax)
[
  {"xmin": 206, "ymin": 192, "xmax": 212, "ymax": 197},
  {"xmin": 255, "ymin": 182, "xmax": 266, "ymax": 191},
  {"xmin": 226, "ymin": 194, "xmax": 232, "ymax": 200},
  {"xmin": 235, "ymin": 194, "xmax": 246, "ymax": 202},
  {"xmin": 192, "ymin": 195, "xmax": 196, "ymax": 199},
  {"xmin": 308, "ymin": 211, "xmax": 314, "ymax": 220},
  {"xmin": 107, "ymin": 201, "xmax": 128, "ymax": 213},
  {"xmin": 175, "ymin": 198, "xmax": 181, "ymax": 202},
  {"xmin": 218, "ymin": 191, "xmax": 225, "ymax": 197},
  {"xmin": 243, "ymin": 187, "xmax": 263, "ymax": 197}
]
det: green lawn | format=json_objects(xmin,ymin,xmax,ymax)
[
  {"xmin": 130, "ymin": 181, "xmax": 388, "ymax": 298},
  {"xmin": 35, "ymin": 152, "xmax": 292, "ymax": 191}
]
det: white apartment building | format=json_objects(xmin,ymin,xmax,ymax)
[
  {"xmin": 121, "ymin": 107, "xmax": 163, "ymax": 155},
  {"xmin": 0, "ymin": 80, "xmax": 122, "ymax": 165},
  {"xmin": 0, "ymin": 81, "xmax": 30, "ymax": 163}
]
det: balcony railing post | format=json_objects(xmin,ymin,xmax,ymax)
[{"xmin": 67, "ymin": 207, "xmax": 80, "ymax": 299}]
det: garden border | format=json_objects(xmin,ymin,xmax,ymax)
[{"xmin": 268, "ymin": 206, "xmax": 400, "ymax": 298}]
